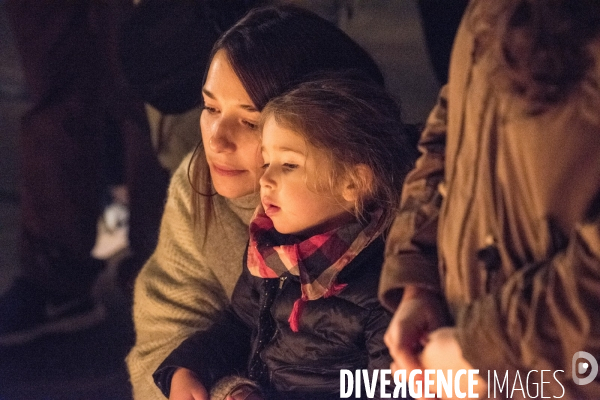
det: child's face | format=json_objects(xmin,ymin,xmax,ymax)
[{"xmin": 260, "ymin": 117, "xmax": 354, "ymax": 236}]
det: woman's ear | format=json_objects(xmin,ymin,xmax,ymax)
[{"xmin": 341, "ymin": 164, "xmax": 373, "ymax": 203}]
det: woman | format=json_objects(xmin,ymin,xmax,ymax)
[{"xmin": 126, "ymin": 6, "xmax": 385, "ymax": 400}]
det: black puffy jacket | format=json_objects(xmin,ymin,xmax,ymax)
[{"xmin": 154, "ymin": 238, "xmax": 402, "ymax": 399}]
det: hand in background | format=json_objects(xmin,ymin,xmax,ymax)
[
  {"xmin": 384, "ymin": 285, "xmax": 450, "ymax": 374},
  {"xmin": 419, "ymin": 327, "xmax": 488, "ymax": 399},
  {"xmin": 170, "ymin": 368, "xmax": 210, "ymax": 400}
]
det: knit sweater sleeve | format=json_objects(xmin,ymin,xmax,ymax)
[
  {"xmin": 126, "ymin": 154, "xmax": 244, "ymax": 400},
  {"xmin": 152, "ymin": 264, "xmax": 260, "ymax": 397}
]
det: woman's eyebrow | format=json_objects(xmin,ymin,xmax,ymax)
[
  {"xmin": 240, "ymin": 104, "xmax": 259, "ymax": 113},
  {"xmin": 202, "ymin": 88, "xmax": 216, "ymax": 99},
  {"xmin": 202, "ymin": 88, "xmax": 258, "ymax": 113}
]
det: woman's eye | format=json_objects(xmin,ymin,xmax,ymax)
[{"xmin": 202, "ymin": 106, "xmax": 218, "ymax": 114}]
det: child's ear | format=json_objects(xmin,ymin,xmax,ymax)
[{"xmin": 341, "ymin": 164, "xmax": 373, "ymax": 203}]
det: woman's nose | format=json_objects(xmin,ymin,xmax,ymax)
[{"xmin": 208, "ymin": 118, "xmax": 235, "ymax": 152}]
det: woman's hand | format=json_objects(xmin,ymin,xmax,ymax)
[
  {"xmin": 384, "ymin": 285, "xmax": 449, "ymax": 374},
  {"xmin": 169, "ymin": 368, "xmax": 210, "ymax": 400}
]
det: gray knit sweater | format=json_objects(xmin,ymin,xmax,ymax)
[{"xmin": 126, "ymin": 153, "xmax": 258, "ymax": 400}]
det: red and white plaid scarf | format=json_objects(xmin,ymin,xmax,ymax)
[{"xmin": 247, "ymin": 206, "xmax": 383, "ymax": 332}]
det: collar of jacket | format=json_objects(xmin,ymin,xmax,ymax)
[
  {"xmin": 247, "ymin": 206, "xmax": 383, "ymax": 332},
  {"xmin": 247, "ymin": 206, "xmax": 383, "ymax": 301}
]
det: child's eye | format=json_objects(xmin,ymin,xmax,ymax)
[
  {"xmin": 243, "ymin": 120, "xmax": 258, "ymax": 130},
  {"xmin": 261, "ymin": 163, "xmax": 270, "ymax": 170},
  {"xmin": 282, "ymin": 163, "xmax": 298, "ymax": 171}
]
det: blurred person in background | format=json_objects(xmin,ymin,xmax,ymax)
[
  {"xmin": 380, "ymin": 0, "xmax": 600, "ymax": 397},
  {"xmin": 0, "ymin": 0, "xmax": 169, "ymax": 346}
]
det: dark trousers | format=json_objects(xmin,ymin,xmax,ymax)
[{"xmin": 5, "ymin": 0, "xmax": 169, "ymax": 301}]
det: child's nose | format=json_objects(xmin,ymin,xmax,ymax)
[{"xmin": 259, "ymin": 167, "xmax": 275, "ymax": 188}]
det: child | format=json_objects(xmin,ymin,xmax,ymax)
[{"xmin": 153, "ymin": 74, "xmax": 415, "ymax": 400}]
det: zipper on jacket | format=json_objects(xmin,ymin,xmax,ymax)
[{"xmin": 264, "ymin": 276, "xmax": 288, "ymax": 387}]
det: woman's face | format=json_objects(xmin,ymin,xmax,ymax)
[{"xmin": 201, "ymin": 50, "xmax": 263, "ymax": 199}]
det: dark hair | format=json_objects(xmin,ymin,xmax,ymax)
[
  {"xmin": 260, "ymin": 73, "xmax": 415, "ymax": 233},
  {"xmin": 212, "ymin": 5, "xmax": 383, "ymax": 110},
  {"xmin": 469, "ymin": 0, "xmax": 600, "ymax": 111},
  {"xmin": 190, "ymin": 5, "xmax": 384, "ymax": 223}
]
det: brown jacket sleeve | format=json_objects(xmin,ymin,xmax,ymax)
[
  {"xmin": 378, "ymin": 85, "xmax": 449, "ymax": 311},
  {"xmin": 457, "ymin": 218, "xmax": 600, "ymax": 397}
]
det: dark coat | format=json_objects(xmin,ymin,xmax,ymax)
[{"xmin": 154, "ymin": 238, "xmax": 401, "ymax": 399}]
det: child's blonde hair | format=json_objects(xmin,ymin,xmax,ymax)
[{"xmin": 260, "ymin": 72, "xmax": 416, "ymax": 231}]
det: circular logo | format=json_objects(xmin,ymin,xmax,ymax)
[{"xmin": 572, "ymin": 351, "xmax": 599, "ymax": 385}]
